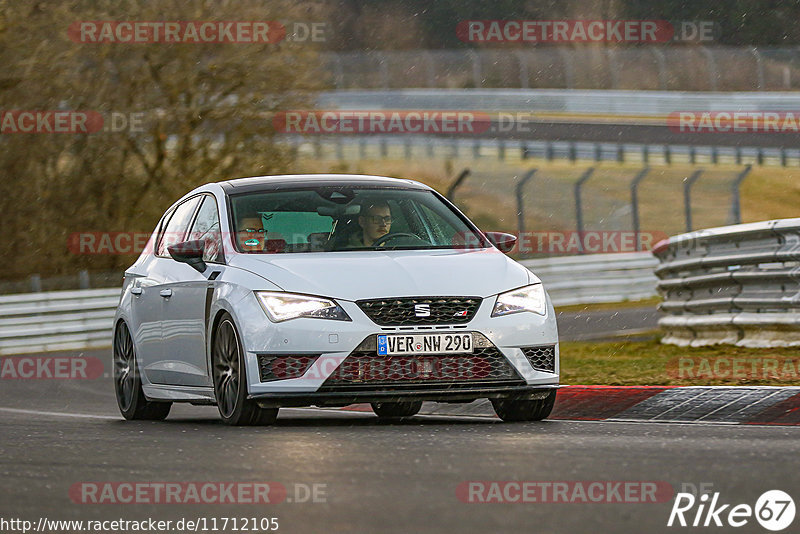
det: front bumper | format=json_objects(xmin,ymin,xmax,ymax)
[
  {"xmin": 235, "ymin": 294, "xmax": 559, "ymax": 398},
  {"xmin": 251, "ymin": 384, "xmax": 559, "ymax": 408}
]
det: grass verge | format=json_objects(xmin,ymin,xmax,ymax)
[{"xmin": 554, "ymin": 297, "xmax": 661, "ymax": 314}]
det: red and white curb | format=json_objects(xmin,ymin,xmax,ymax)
[{"xmin": 340, "ymin": 386, "xmax": 800, "ymax": 426}]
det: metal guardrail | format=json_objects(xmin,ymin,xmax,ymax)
[
  {"xmin": 0, "ymin": 253, "xmax": 658, "ymax": 355},
  {"xmin": 314, "ymin": 89, "xmax": 800, "ymax": 154},
  {"xmin": 322, "ymin": 47, "xmax": 800, "ymax": 92},
  {"xmin": 522, "ymin": 252, "xmax": 659, "ymax": 307},
  {"xmin": 288, "ymin": 135, "xmax": 798, "ymax": 167},
  {"xmin": 0, "ymin": 288, "xmax": 119, "ymax": 355},
  {"xmin": 653, "ymin": 219, "xmax": 800, "ymax": 347},
  {"xmin": 319, "ymin": 88, "xmax": 800, "ymax": 116},
  {"xmin": 0, "ymin": 270, "xmax": 122, "ymax": 295}
]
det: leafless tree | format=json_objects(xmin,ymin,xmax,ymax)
[{"xmin": 0, "ymin": 0, "xmax": 327, "ymax": 278}]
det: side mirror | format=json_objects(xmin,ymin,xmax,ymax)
[
  {"xmin": 485, "ymin": 232, "xmax": 517, "ymax": 253},
  {"xmin": 168, "ymin": 240, "xmax": 207, "ymax": 273}
]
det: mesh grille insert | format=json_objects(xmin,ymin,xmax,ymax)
[
  {"xmin": 320, "ymin": 339, "xmax": 522, "ymax": 388},
  {"xmin": 521, "ymin": 345, "xmax": 556, "ymax": 373},
  {"xmin": 356, "ymin": 297, "xmax": 481, "ymax": 326},
  {"xmin": 257, "ymin": 354, "xmax": 319, "ymax": 382}
]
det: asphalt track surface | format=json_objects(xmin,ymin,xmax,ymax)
[
  {"xmin": 317, "ymin": 90, "xmax": 800, "ymax": 148},
  {"xmin": 556, "ymin": 305, "xmax": 660, "ymax": 341},
  {"xmin": 286, "ymin": 114, "xmax": 800, "ymax": 149},
  {"xmin": 481, "ymin": 119, "xmax": 800, "ymax": 148},
  {"xmin": 0, "ymin": 308, "xmax": 793, "ymax": 534},
  {"xmin": 2, "ymin": 369, "xmax": 800, "ymax": 534}
]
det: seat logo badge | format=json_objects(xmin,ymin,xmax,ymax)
[{"xmin": 414, "ymin": 304, "xmax": 431, "ymax": 317}]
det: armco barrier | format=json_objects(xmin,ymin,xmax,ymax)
[
  {"xmin": 288, "ymin": 135, "xmax": 795, "ymax": 168},
  {"xmin": 653, "ymin": 218, "xmax": 800, "ymax": 347},
  {"xmin": 521, "ymin": 252, "xmax": 658, "ymax": 307},
  {"xmin": 322, "ymin": 47, "xmax": 800, "ymax": 92},
  {"xmin": 318, "ymin": 88, "xmax": 800, "ymax": 117},
  {"xmin": 0, "ymin": 288, "xmax": 119, "ymax": 355},
  {"xmin": 0, "ymin": 253, "xmax": 659, "ymax": 355}
]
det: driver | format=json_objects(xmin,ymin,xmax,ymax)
[{"xmin": 349, "ymin": 200, "xmax": 392, "ymax": 247}]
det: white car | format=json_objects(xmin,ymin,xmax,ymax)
[{"xmin": 113, "ymin": 174, "xmax": 559, "ymax": 425}]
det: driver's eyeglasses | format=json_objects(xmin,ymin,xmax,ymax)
[
  {"xmin": 366, "ymin": 216, "xmax": 392, "ymax": 225},
  {"xmin": 242, "ymin": 228, "xmax": 266, "ymax": 234}
]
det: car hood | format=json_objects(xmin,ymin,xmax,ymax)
[{"xmin": 228, "ymin": 249, "xmax": 538, "ymax": 301}]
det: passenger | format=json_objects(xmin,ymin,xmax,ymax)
[{"xmin": 237, "ymin": 216, "xmax": 266, "ymax": 251}]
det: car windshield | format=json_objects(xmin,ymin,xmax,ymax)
[{"xmin": 229, "ymin": 186, "xmax": 488, "ymax": 253}]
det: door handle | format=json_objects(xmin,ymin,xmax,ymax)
[
  {"xmin": 159, "ymin": 289, "xmax": 173, "ymax": 298},
  {"xmin": 130, "ymin": 287, "xmax": 142, "ymax": 296}
]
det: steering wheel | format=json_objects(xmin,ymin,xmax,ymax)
[{"xmin": 372, "ymin": 232, "xmax": 424, "ymax": 247}]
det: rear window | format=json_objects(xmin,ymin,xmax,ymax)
[{"xmin": 258, "ymin": 211, "xmax": 333, "ymax": 244}]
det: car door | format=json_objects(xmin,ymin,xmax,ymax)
[
  {"xmin": 158, "ymin": 194, "xmax": 224, "ymax": 387},
  {"xmin": 128, "ymin": 216, "xmax": 170, "ymax": 377},
  {"xmin": 136, "ymin": 195, "xmax": 202, "ymax": 385}
]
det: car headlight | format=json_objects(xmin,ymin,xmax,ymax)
[
  {"xmin": 491, "ymin": 284, "xmax": 547, "ymax": 317},
  {"xmin": 256, "ymin": 291, "xmax": 351, "ymax": 322}
]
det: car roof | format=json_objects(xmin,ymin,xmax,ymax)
[{"xmin": 217, "ymin": 174, "xmax": 432, "ymax": 194}]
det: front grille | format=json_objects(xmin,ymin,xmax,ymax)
[
  {"xmin": 319, "ymin": 334, "xmax": 523, "ymax": 390},
  {"xmin": 521, "ymin": 345, "xmax": 556, "ymax": 373},
  {"xmin": 257, "ymin": 354, "xmax": 319, "ymax": 382},
  {"xmin": 356, "ymin": 296, "xmax": 482, "ymax": 326}
]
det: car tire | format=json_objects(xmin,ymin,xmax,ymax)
[
  {"xmin": 370, "ymin": 401, "xmax": 423, "ymax": 418},
  {"xmin": 113, "ymin": 321, "xmax": 172, "ymax": 421},
  {"xmin": 212, "ymin": 313, "xmax": 279, "ymax": 426},
  {"xmin": 491, "ymin": 390, "xmax": 557, "ymax": 422}
]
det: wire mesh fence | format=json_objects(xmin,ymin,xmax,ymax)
[
  {"xmin": 2, "ymin": 160, "xmax": 752, "ymax": 292},
  {"xmin": 291, "ymin": 139, "xmax": 754, "ymax": 258},
  {"xmin": 287, "ymin": 136, "xmax": 800, "ymax": 168}
]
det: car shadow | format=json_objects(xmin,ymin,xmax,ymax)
[{"xmin": 105, "ymin": 412, "xmax": 557, "ymax": 427}]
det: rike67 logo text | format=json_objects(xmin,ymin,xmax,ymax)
[{"xmin": 668, "ymin": 490, "xmax": 795, "ymax": 531}]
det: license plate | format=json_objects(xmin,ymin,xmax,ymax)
[{"xmin": 377, "ymin": 333, "xmax": 473, "ymax": 355}]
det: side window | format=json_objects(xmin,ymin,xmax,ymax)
[
  {"xmin": 154, "ymin": 208, "xmax": 175, "ymax": 255},
  {"xmin": 187, "ymin": 195, "xmax": 222, "ymax": 263},
  {"xmin": 157, "ymin": 196, "xmax": 201, "ymax": 257}
]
